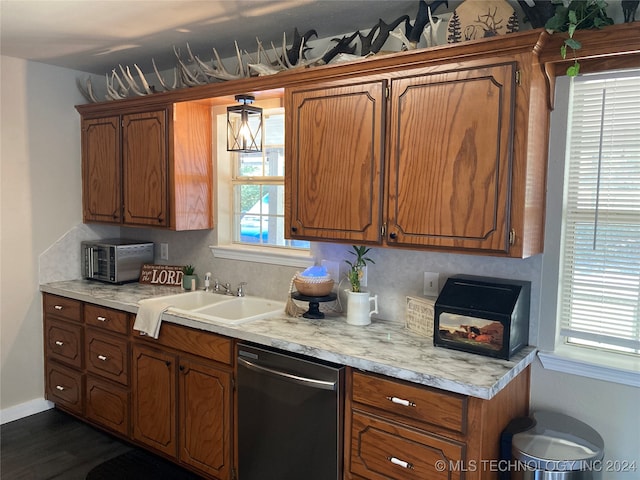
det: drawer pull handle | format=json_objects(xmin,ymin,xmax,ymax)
[
  {"xmin": 97, "ymin": 316, "xmax": 107, "ymax": 322},
  {"xmin": 55, "ymin": 385, "xmax": 65, "ymax": 391},
  {"xmin": 387, "ymin": 396, "xmax": 416, "ymax": 407},
  {"xmin": 388, "ymin": 456, "xmax": 413, "ymax": 469},
  {"xmin": 54, "ymin": 305, "xmax": 63, "ymax": 310},
  {"xmin": 97, "ymin": 355, "xmax": 108, "ymax": 361},
  {"xmin": 55, "ymin": 341, "xmax": 64, "ymax": 346}
]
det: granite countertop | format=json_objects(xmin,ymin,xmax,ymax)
[{"xmin": 40, "ymin": 279, "xmax": 537, "ymax": 400}]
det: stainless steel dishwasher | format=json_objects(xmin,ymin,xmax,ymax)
[{"xmin": 237, "ymin": 343, "xmax": 345, "ymax": 480}]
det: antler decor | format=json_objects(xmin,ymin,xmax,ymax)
[{"xmin": 76, "ymin": 0, "xmax": 462, "ymax": 102}]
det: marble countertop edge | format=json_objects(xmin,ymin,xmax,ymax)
[{"xmin": 40, "ymin": 280, "xmax": 537, "ymax": 400}]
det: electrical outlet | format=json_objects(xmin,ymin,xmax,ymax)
[
  {"xmin": 423, "ymin": 272, "xmax": 439, "ymax": 297},
  {"xmin": 160, "ymin": 243, "xmax": 169, "ymax": 260},
  {"xmin": 321, "ymin": 260, "xmax": 340, "ymax": 283}
]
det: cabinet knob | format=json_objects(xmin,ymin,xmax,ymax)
[
  {"xmin": 97, "ymin": 316, "xmax": 107, "ymax": 322},
  {"xmin": 291, "ymin": 227, "xmax": 298, "ymax": 233},
  {"xmin": 389, "ymin": 232, "xmax": 397, "ymax": 240},
  {"xmin": 388, "ymin": 456, "xmax": 414, "ymax": 470},
  {"xmin": 55, "ymin": 385, "xmax": 65, "ymax": 391},
  {"xmin": 179, "ymin": 365, "xmax": 185, "ymax": 372},
  {"xmin": 55, "ymin": 340, "xmax": 64, "ymax": 346},
  {"xmin": 97, "ymin": 355, "xmax": 108, "ymax": 361},
  {"xmin": 386, "ymin": 396, "xmax": 416, "ymax": 407},
  {"xmin": 54, "ymin": 305, "xmax": 63, "ymax": 310}
]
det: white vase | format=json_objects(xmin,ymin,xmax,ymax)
[{"xmin": 346, "ymin": 290, "xmax": 378, "ymax": 326}]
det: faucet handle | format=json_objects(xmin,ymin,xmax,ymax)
[{"xmin": 237, "ymin": 282, "xmax": 247, "ymax": 297}]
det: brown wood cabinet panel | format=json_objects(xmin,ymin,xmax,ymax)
[
  {"xmin": 84, "ymin": 304, "xmax": 129, "ymax": 334},
  {"xmin": 132, "ymin": 344, "xmax": 177, "ymax": 457},
  {"xmin": 171, "ymin": 102, "xmax": 213, "ymax": 230},
  {"xmin": 86, "ymin": 375, "xmax": 130, "ymax": 436},
  {"xmin": 46, "ymin": 363, "xmax": 84, "ymax": 415},
  {"xmin": 387, "ymin": 62, "xmax": 516, "ymax": 252},
  {"xmin": 351, "ymin": 370, "xmax": 467, "ymax": 434},
  {"xmin": 350, "ymin": 410, "xmax": 464, "ymax": 480},
  {"xmin": 286, "ymin": 81, "xmax": 385, "ymax": 243},
  {"xmin": 82, "ymin": 116, "xmax": 121, "ymax": 223},
  {"xmin": 135, "ymin": 322, "xmax": 233, "ymax": 365},
  {"xmin": 43, "ymin": 295, "xmax": 82, "ymax": 323},
  {"xmin": 45, "ymin": 318, "xmax": 83, "ymax": 369},
  {"xmin": 122, "ymin": 110, "xmax": 168, "ymax": 226},
  {"xmin": 179, "ymin": 355, "xmax": 232, "ymax": 479},
  {"xmin": 86, "ymin": 329, "xmax": 129, "ymax": 385}
]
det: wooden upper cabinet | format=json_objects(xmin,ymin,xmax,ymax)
[
  {"xmin": 80, "ymin": 102, "xmax": 213, "ymax": 231},
  {"xmin": 286, "ymin": 81, "xmax": 385, "ymax": 243},
  {"xmin": 387, "ymin": 62, "xmax": 516, "ymax": 252},
  {"xmin": 82, "ymin": 116, "xmax": 121, "ymax": 223},
  {"xmin": 122, "ymin": 110, "xmax": 168, "ymax": 226}
]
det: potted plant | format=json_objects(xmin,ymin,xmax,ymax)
[
  {"xmin": 345, "ymin": 245, "xmax": 375, "ymax": 293},
  {"xmin": 182, "ymin": 265, "xmax": 198, "ymax": 290},
  {"xmin": 344, "ymin": 246, "xmax": 378, "ymax": 326},
  {"xmin": 544, "ymin": 0, "xmax": 614, "ymax": 76}
]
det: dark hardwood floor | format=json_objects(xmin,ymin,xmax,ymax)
[{"xmin": 1, "ymin": 408, "xmax": 134, "ymax": 480}]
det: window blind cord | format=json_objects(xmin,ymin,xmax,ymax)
[{"xmin": 593, "ymin": 87, "xmax": 607, "ymax": 251}]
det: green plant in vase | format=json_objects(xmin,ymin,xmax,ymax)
[
  {"xmin": 545, "ymin": 0, "xmax": 614, "ymax": 77},
  {"xmin": 345, "ymin": 245, "xmax": 375, "ymax": 293},
  {"xmin": 182, "ymin": 265, "xmax": 198, "ymax": 290}
]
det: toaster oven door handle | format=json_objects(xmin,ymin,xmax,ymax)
[{"xmin": 87, "ymin": 246, "xmax": 96, "ymax": 278}]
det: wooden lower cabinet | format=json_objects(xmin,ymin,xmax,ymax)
[
  {"xmin": 132, "ymin": 344, "xmax": 177, "ymax": 457},
  {"xmin": 178, "ymin": 355, "xmax": 233, "ymax": 479},
  {"xmin": 345, "ymin": 368, "xmax": 530, "ymax": 480},
  {"xmin": 132, "ymin": 332, "xmax": 234, "ymax": 479}
]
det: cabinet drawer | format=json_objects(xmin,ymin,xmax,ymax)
[
  {"xmin": 86, "ymin": 375, "xmax": 129, "ymax": 436},
  {"xmin": 135, "ymin": 322, "xmax": 232, "ymax": 365},
  {"xmin": 350, "ymin": 410, "xmax": 464, "ymax": 480},
  {"xmin": 43, "ymin": 294, "xmax": 82, "ymax": 323},
  {"xmin": 86, "ymin": 329, "xmax": 129, "ymax": 385},
  {"xmin": 352, "ymin": 371, "xmax": 467, "ymax": 434},
  {"xmin": 45, "ymin": 318, "xmax": 83, "ymax": 369},
  {"xmin": 46, "ymin": 363, "xmax": 84, "ymax": 414},
  {"xmin": 85, "ymin": 304, "xmax": 129, "ymax": 334}
]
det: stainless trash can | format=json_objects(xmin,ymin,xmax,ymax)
[{"xmin": 512, "ymin": 410, "xmax": 604, "ymax": 480}]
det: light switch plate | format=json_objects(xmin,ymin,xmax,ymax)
[
  {"xmin": 160, "ymin": 243, "xmax": 169, "ymax": 260},
  {"xmin": 423, "ymin": 272, "xmax": 439, "ymax": 297}
]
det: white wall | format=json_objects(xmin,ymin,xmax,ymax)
[{"xmin": 0, "ymin": 55, "xmax": 85, "ymax": 420}]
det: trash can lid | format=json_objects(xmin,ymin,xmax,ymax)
[{"xmin": 512, "ymin": 410, "xmax": 604, "ymax": 471}]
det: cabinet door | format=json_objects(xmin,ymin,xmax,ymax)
[
  {"xmin": 122, "ymin": 110, "xmax": 168, "ymax": 227},
  {"xmin": 286, "ymin": 81, "xmax": 385, "ymax": 243},
  {"xmin": 387, "ymin": 63, "xmax": 516, "ymax": 252},
  {"xmin": 132, "ymin": 344, "xmax": 176, "ymax": 456},
  {"xmin": 82, "ymin": 116, "xmax": 121, "ymax": 223},
  {"xmin": 86, "ymin": 375, "xmax": 129, "ymax": 436},
  {"xmin": 179, "ymin": 356, "xmax": 232, "ymax": 479}
]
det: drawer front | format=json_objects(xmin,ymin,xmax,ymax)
[
  {"xmin": 46, "ymin": 363, "xmax": 84, "ymax": 414},
  {"xmin": 45, "ymin": 318, "xmax": 83, "ymax": 369},
  {"xmin": 352, "ymin": 371, "xmax": 467, "ymax": 434},
  {"xmin": 86, "ymin": 375, "xmax": 129, "ymax": 436},
  {"xmin": 43, "ymin": 294, "xmax": 82, "ymax": 323},
  {"xmin": 350, "ymin": 410, "xmax": 464, "ymax": 480},
  {"xmin": 86, "ymin": 329, "xmax": 129, "ymax": 385},
  {"xmin": 85, "ymin": 304, "xmax": 129, "ymax": 334},
  {"xmin": 135, "ymin": 322, "xmax": 232, "ymax": 365}
]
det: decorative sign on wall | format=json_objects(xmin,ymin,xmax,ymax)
[
  {"xmin": 139, "ymin": 264, "xmax": 184, "ymax": 286},
  {"xmin": 405, "ymin": 296, "xmax": 435, "ymax": 339}
]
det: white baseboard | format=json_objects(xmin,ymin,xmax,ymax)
[{"xmin": 0, "ymin": 398, "xmax": 54, "ymax": 425}]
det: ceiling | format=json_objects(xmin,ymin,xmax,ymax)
[{"xmin": 0, "ymin": 0, "xmax": 461, "ymax": 75}]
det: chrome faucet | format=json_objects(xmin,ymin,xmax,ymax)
[{"xmin": 213, "ymin": 279, "xmax": 246, "ymax": 296}]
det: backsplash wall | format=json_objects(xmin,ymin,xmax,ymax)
[{"xmin": 41, "ymin": 225, "xmax": 542, "ymax": 345}]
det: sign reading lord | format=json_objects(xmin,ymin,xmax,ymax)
[{"xmin": 139, "ymin": 264, "xmax": 184, "ymax": 286}]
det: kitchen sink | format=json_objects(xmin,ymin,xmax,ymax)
[{"xmin": 150, "ymin": 291, "xmax": 285, "ymax": 325}]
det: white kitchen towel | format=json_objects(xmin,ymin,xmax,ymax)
[{"xmin": 134, "ymin": 298, "xmax": 172, "ymax": 339}]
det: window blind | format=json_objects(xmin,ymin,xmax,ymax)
[{"xmin": 559, "ymin": 69, "xmax": 640, "ymax": 355}]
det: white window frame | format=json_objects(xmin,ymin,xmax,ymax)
[
  {"xmin": 209, "ymin": 100, "xmax": 314, "ymax": 268},
  {"xmin": 538, "ymin": 72, "xmax": 640, "ymax": 387}
]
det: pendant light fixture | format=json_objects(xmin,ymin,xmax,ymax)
[{"xmin": 227, "ymin": 94, "xmax": 263, "ymax": 152}]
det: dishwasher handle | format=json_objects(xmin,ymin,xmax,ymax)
[{"xmin": 238, "ymin": 356, "xmax": 337, "ymax": 391}]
